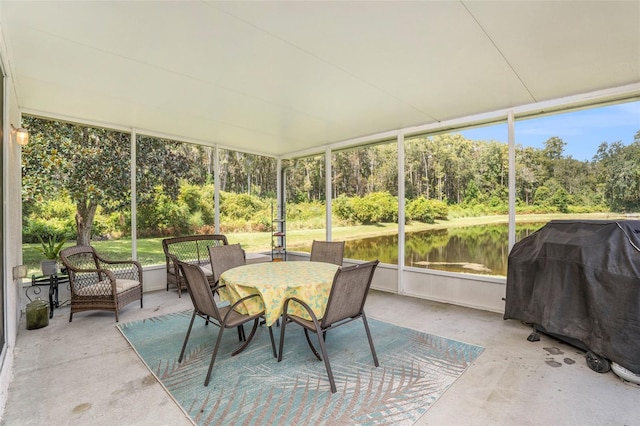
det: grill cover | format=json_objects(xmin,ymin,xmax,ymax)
[{"xmin": 504, "ymin": 220, "xmax": 640, "ymax": 374}]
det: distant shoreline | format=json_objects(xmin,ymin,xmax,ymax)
[{"xmin": 286, "ymin": 212, "xmax": 628, "ymax": 250}]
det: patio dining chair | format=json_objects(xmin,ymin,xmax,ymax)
[
  {"xmin": 309, "ymin": 240, "xmax": 345, "ymax": 266},
  {"xmin": 208, "ymin": 243, "xmax": 246, "ymax": 285},
  {"xmin": 278, "ymin": 260, "xmax": 380, "ymax": 393},
  {"xmin": 176, "ymin": 260, "xmax": 276, "ymax": 386},
  {"xmin": 208, "ymin": 243, "xmax": 250, "ymax": 341},
  {"xmin": 209, "ymin": 243, "xmax": 281, "ymax": 338}
]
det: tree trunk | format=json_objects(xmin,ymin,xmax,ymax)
[{"xmin": 75, "ymin": 199, "xmax": 99, "ymax": 246}]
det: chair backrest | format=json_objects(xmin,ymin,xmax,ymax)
[
  {"xmin": 60, "ymin": 245, "xmax": 110, "ymax": 294},
  {"xmin": 208, "ymin": 243, "xmax": 246, "ymax": 284},
  {"xmin": 60, "ymin": 245, "xmax": 100, "ymax": 271},
  {"xmin": 310, "ymin": 240, "xmax": 345, "ymax": 266},
  {"xmin": 176, "ymin": 260, "xmax": 221, "ymax": 320},
  {"xmin": 321, "ymin": 260, "xmax": 379, "ymax": 327},
  {"xmin": 162, "ymin": 234, "xmax": 228, "ymax": 268}
]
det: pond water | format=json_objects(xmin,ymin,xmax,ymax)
[{"xmin": 343, "ymin": 222, "xmax": 545, "ymax": 277}]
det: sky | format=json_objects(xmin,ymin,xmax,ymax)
[{"xmin": 457, "ymin": 100, "xmax": 640, "ymax": 161}]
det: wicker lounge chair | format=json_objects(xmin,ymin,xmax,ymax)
[
  {"xmin": 278, "ymin": 260, "xmax": 379, "ymax": 393},
  {"xmin": 162, "ymin": 234, "xmax": 228, "ymax": 297},
  {"xmin": 310, "ymin": 240, "xmax": 345, "ymax": 266},
  {"xmin": 176, "ymin": 260, "xmax": 275, "ymax": 386},
  {"xmin": 59, "ymin": 245, "xmax": 143, "ymax": 322}
]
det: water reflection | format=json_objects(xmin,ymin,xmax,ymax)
[{"xmin": 344, "ymin": 223, "xmax": 544, "ymax": 277}]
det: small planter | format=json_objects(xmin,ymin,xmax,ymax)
[
  {"xmin": 26, "ymin": 298, "xmax": 49, "ymax": 330},
  {"xmin": 41, "ymin": 259, "xmax": 58, "ymax": 276},
  {"xmin": 36, "ymin": 235, "xmax": 66, "ymax": 276}
]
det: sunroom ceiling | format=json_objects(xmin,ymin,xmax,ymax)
[{"xmin": 1, "ymin": 1, "xmax": 639, "ymax": 157}]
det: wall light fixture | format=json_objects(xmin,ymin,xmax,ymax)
[{"xmin": 11, "ymin": 124, "xmax": 29, "ymax": 145}]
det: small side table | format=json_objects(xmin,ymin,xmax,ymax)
[{"xmin": 26, "ymin": 273, "xmax": 70, "ymax": 319}]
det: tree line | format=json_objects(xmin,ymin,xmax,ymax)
[
  {"xmin": 22, "ymin": 115, "xmax": 639, "ymax": 244},
  {"xmin": 285, "ymin": 132, "xmax": 640, "ymax": 213}
]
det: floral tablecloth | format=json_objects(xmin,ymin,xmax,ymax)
[{"xmin": 219, "ymin": 261, "xmax": 339, "ymax": 326}]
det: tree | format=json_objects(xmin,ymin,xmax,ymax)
[
  {"xmin": 23, "ymin": 117, "xmax": 131, "ymax": 245},
  {"xmin": 595, "ymin": 135, "xmax": 640, "ymax": 212},
  {"xmin": 23, "ymin": 117, "xmax": 193, "ymax": 245},
  {"xmin": 542, "ymin": 136, "xmax": 567, "ymax": 179},
  {"xmin": 543, "ymin": 136, "xmax": 566, "ymax": 160},
  {"xmin": 464, "ymin": 180, "xmax": 480, "ymax": 205},
  {"xmin": 516, "ymin": 146, "xmax": 542, "ymax": 205}
]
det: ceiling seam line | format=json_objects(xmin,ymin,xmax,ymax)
[{"xmin": 460, "ymin": 0, "xmax": 537, "ymax": 103}]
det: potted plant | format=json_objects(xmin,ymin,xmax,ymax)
[{"xmin": 37, "ymin": 235, "xmax": 66, "ymax": 276}]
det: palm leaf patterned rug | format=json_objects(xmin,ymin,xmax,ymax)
[{"xmin": 118, "ymin": 311, "xmax": 483, "ymax": 425}]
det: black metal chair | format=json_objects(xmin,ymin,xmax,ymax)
[
  {"xmin": 309, "ymin": 240, "xmax": 345, "ymax": 266},
  {"xmin": 277, "ymin": 260, "xmax": 380, "ymax": 393},
  {"xmin": 176, "ymin": 260, "xmax": 275, "ymax": 386}
]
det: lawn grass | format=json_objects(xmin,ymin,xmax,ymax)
[{"xmin": 22, "ymin": 211, "xmax": 624, "ymax": 277}]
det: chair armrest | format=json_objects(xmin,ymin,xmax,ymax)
[
  {"xmin": 222, "ymin": 293, "xmax": 263, "ymax": 323},
  {"xmin": 166, "ymin": 254, "xmax": 183, "ymax": 280},
  {"xmin": 167, "ymin": 253, "xmax": 179, "ymax": 270},
  {"xmin": 282, "ymin": 297, "xmax": 322, "ymax": 328}
]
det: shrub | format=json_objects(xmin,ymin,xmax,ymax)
[
  {"xmin": 332, "ymin": 195, "xmax": 354, "ymax": 222},
  {"xmin": 351, "ymin": 192, "xmax": 397, "ymax": 224},
  {"xmin": 179, "ymin": 182, "xmax": 203, "ymax": 212},
  {"xmin": 188, "ymin": 211, "xmax": 204, "ymax": 233},
  {"xmin": 24, "ymin": 217, "xmax": 75, "ymax": 243},
  {"xmin": 286, "ymin": 201, "xmax": 324, "ymax": 221},
  {"xmin": 23, "ymin": 197, "xmax": 76, "ymax": 243},
  {"xmin": 220, "ymin": 192, "xmax": 267, "ymax": 221},
  {"xmin": 137, "ymin": 185, "xmax": 189, "ymax": 236},
  {"xmin": 407, "ymin": 197, "xmax": 449, "ymax": 223},
  {"xmin": 92, "ymin": 208, "xmax": 117, "ymax": 239}
]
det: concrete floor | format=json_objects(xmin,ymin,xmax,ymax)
[{"xmin": 2, "ymin": 288, "xmax": 639, "ymax": 425}]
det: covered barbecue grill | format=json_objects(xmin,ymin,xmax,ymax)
[{"xmin": 504, "ymin": 220, "xmax": 640, "ymax": 374}]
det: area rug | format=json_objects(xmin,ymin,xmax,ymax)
[{"xmin": 117, "ymin": 311, "xmax": 484, "ymax": 426}]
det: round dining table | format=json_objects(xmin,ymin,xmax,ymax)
[{"xmin": 218, "ymin": 261, "xmax": 339, "ymax": 326}]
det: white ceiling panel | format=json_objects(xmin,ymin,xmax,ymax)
[
  {"xmin": 211, "ymin": 1, "xmax": 535, "ymax": 119},
  {"xmin": 1, "ymin": 1, "xmax": 639, "ymax": 156},
  {"xmin": 466, "ymin": 1, "xmax": 640, "ymax": 100}
]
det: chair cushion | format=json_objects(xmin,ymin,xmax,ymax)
[
  {"xmin": 75, "ymin": 279, "xmax": 139, "ymax": 296},
  {"xmin": 199, "ymin": 265, "xmax": 213, "ymax": 277},
  {"xmin": 116, "ymin": 279, "xmax": 141, "ymax": 293}
]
